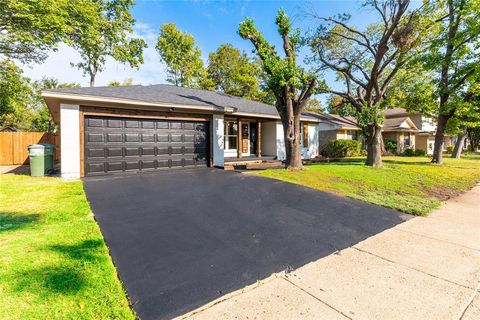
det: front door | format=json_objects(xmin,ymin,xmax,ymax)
[
  {"xmin": 250, "ymin": 124, "xmax": 257, "ymax": 155},
  {"xmin": 241, "ymin": 123, "xmax": 249, "ymax": 155}
]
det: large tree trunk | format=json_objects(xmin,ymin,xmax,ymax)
[
  {"xmin": 282, "ymin": 112, "xmax": 303, "ymax": 170},
  {"xmin": 365, "ymin": 125, "xmax": 383, "ymax": 167},
  {"xmin": 452, "ymin": 127, "xmax": 467, "ymax": 158},
  {"xmin": 89, "ymin": 73, "xmax": 95, "ymax": 87},
  {"xmin": 432, "ymin": 114, "xmax": 450, "ymax": 164}
]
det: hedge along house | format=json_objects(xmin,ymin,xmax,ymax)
[{"xmin": 42, "ymin": 84, "xmax": 320, "ymax": 179}]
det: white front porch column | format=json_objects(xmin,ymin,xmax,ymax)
[
  {"xmin": 60, "ymin": 104, "xmax": 80, "ymax": 179},
  {"xmin": 212, "ymin": 114, "xmax": 224, "ymax": 167},
  {"xmin": 276, "ymin": 121, "xmax": 286, "ymax": 160}
]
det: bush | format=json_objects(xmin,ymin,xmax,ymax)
[
  {"xmin": 320, "ymin": 139, "xmax": 362, "ymax": 158},
  {"xmin": 402, "ymin": 148, "xmax": 415, "ymax": 156},
  {"xmin": 384, "ymin": 139, "xmax": 397, "ymax": 153},
  {"xmin": 414, "ymin": 149, "xmax": 427, "ymax": 156},
  {"xmin": 446, "ymin": 145, "xmax": 454, "ymax": 153}
]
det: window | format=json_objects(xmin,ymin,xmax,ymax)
[
  {"xmin": 302, "ymin": 123, "xmax": 309, "ymax": 148},
  {"xmin": 224, "ymin": 121, "xmax": 237, "ymax": 150},
  {"xmin": 346, "ymin": 130, "xmax": 357, "ymax": 140},
  {"xmin": 404, "ymin": 132, "xmax": 411, "ymax": 146}
]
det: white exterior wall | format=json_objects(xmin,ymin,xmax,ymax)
[
  {"xmin": 261, "ymin": 121, "xmax": 277, "ymax": 156},
  {"xmin": 275, "ymin": 121, "xmax": 286, "ymax": 160},
  {"xmin": 304, "ymin": 123, "xmax": 320, "ymax": 159},
  {"xmin": 60, "ymin": 104, "xmax": 80, "ymax": 179},
  {"xmin": 212, "ymin": 114, "xmax": 224, "ymax": 166}
]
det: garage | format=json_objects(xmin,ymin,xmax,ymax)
[{"xmin": 84, "ymin": 115, "xmax": 209, "ymax": 176}]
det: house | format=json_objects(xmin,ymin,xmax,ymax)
[
  {"xmin": 382, "ymin": 116, "xmax": 419, "ymax": 153},
  {"xmin": 384, "ymin": 108, "xmax": 442, "ymax": 155},
  {"xmin": 41, "ymin": 84, "xmax": 320, "ymax": 179},
  {"xmin": 306, "ymin": 113, "xmax": 361, "ymax": 148}
]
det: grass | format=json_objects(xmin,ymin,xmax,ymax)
[
  {"xmin": 252, "ymin": 154, "xmax": 480, "ymax": 216},
  {"xmin": 0, "ymin": 175, "xmax": 135, "ymax": 320}
]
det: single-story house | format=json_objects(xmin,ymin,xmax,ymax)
[
  {"xmin": 306, "ymin": 113, "xmax": 361, "ymax": 148},
  {"xmin": 42, "ymin": 84, "xmax": 321, "ymax": 179},
  {"xmin": 382, "ymin": 117, "xmax": 419, "ymax": 153}
]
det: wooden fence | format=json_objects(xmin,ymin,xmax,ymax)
[{"xmin": 0, "ymin": 132, "xmax": 60, "ymax": 165}]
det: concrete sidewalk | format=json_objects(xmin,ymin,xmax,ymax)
[{"xmin": 178, "ymin": 186, "xmax": 480, "ymax": 320}]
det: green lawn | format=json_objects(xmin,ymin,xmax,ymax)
[
  {"xmin": 252, "ymin": 154, "xmax": 480, "ymax": 216},
  {"xmin": 0, "ymin": 175, "xmax": 135, "ymax": 320}
]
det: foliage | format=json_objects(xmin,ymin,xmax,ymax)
[
  {"xmin": 467, "ymin": 127, "xmax": 480, "ymax": 151},
  {"xmin": 107, "ymin": 78, "xmax": 134, "ymax": 87},
  {"xmin": 30, "ymin": 78, "xmax": 80, "ymax": 132},
  {"xmin": 69, "ymin": 0, "xmax": 146, "ymax": 87},
  {"xmin": 156, "ymin": 23, "xmax": 205, "ymax": 87},
  {"xmin": 320, "ymin": 139, "xmax": 362, "ymax": 158},
  {"xmin": 0, "ymin": 0, "xmax": 74, "ymax": 63},
  {"xmin": 304, "ymin": 98, "xmax": 324, "ymax": 113},
  {"xmin": 0, "ymin": 60, "xmax": 34, "ymax": 130},
  {"xmin": 446, "ymin": 145, "xmax": 455, "ymax": 154},
  {"xmin": 205, "ymin": 44, "xmax": 266, "ymax": 101},
  {"xmin": 384, "ymin": 139, "xmax": 398, "ymax": 154},
  {"xmin": 253, "ymin": 155, "xmax": 480, "ymax": 215},
  {"xmin": 411, "ymin": 0, "xmax": 480, "ymax": 163},
  {"xmin": 308, "ymin": 0, "xmax": 417, "ymax": 167},
  {"xmin": 414, "ymin": 149, "xmax": 427, "ymax": 156},
  {"xmin": 239, "ymin": 9, "xmax": 317, "ymax": 169},
  {"xmin": 0, "ymin": 175, "xmax": 135, "ymax": 319},
  {"xmin": 402, "ymin": 148, "xmax": 415, "ymax": 156}
]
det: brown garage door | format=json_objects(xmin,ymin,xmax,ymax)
[{"xmin": 84, "ymin": 116, "xmax": 209, "ymax": 176}]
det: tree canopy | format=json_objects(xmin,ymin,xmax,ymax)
[
  {"xmin": 0, "ymin": 0, "xmax": 73, "ymax": 63},
  {"xmin": 308, "ymin": 0, "xmax": 417, "ymax": 166},
  {"xmin": 206, "ymin": 44, "xmax": 266, "ymax": 101},
  {"xmin": 156, "ymin": 23, "xmax": 205, "ymax": 87},
  {"xmin": 69, "ymin": 0, "xmax": 146, "ymax": 87}
]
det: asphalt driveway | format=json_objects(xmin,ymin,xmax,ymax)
[{"xmin": 83, "ymin": 168, "xmax": 410, "ymax": 320}]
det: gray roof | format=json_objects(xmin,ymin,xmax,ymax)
[
  {"xmin": 383, "ymin": 117, "xmax": 418, "ymax": 132},
  {"xmin": 46, "ymin": 84, "xmax": 313, "ymax": 118},
  {"xmin": 303, "ymin": 112, "xmax": 359, "ymax": 129}
]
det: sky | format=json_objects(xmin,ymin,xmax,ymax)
[{"xmin": 19, "ymin": 0, "xmax": 417, "ymax": 90}]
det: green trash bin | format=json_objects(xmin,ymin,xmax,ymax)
[{"xmin": 28, "ymin": 144, "xmax": 55, "ymax": 177}]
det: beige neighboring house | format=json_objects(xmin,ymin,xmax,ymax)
[
  {"xmin": 384, "ymin": 108, "xmax": 452, "ymax": 155},
  {"xmin": 382, "ymin": 117, "xmax": 419, "ymax": 153},
  {"xmin": 305, "ymin": 113, "xmax": 361, "ymax": 148}
]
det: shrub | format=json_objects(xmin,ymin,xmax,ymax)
[
  {"xmin": 384, "ymin": 139, "xmax": 398, "ymax": 153},
  {"xmin": 414, "ymin": 149, "xmax": 427, "ymax": 156},
  {"xmin": 446, "ymin": 145, "xmax": 454, "ymax": 153},
  {"xmin": 402, "ymin": 148, "xmax": 415, "ymax": 156},
  {"xmin": 320, "ymin": 139, "xmax": 362, "ymax": 158}
]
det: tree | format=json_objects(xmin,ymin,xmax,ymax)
[
  {"xmin": 156, "ymin": 23, "xmax": 205, "ymax": 87},
  {"xmin": 414, "ymin": 0, "xmax": 480, "ymax": 164},
  {"xmin": 447, "ymin": 80, "xmax": 480, "ymax": 158},
  {"xmin": 69, "ymin": 0, "xmax": 146, "ymax": 87},
  {"xmin": 467, "ymin": 126, "xmax": 480, "ymax": 151},
  {"xmin": 206, "ymin": 44, "xmax": 264, "ymax": 100},
  {"xmin": 304, "ymin": 98, "xmax": 324, "ymax": 113},
  {"xmin": 31, "ymin": 78, "xmax": 79, "ymax": 132},
  {"xmin": 309, "ymin": 0, "xmax": 417, "ymax": 167},
  {"xmin": 239, "ymin": 9, "xmax": 317, "ymax": 169},
  {"xmin": 0, "ymin": 0, "xmax": 73, "ymax": 63},
  {"xmin": 0, "ymin": 60, "xmax": 34, "ymax": 130},
  {"xmin": 107, "ymin": 78, "xmax": 134, "ymax": 87}
]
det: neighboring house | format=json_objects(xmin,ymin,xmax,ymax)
[
  {"xmin": 382, "ymin": 117, "xmax": 418, "ymax": 153},
  {"xmin": 42, "ymin": 84, "xmax": 320, "ymax": 179},
  {"xmin": 384, "ymin": 108, "xmax": 452, "ymax": 155},
  {"xmin": 0, "ymin": 126, "xmax": 19, "ymax": 132},
  {"xmin": 306, "ymin": 113, "xmax": 361, "ymax": 148}
]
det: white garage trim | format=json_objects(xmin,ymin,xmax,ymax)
[{"xmin": 60, "ymin": 104, "xmax": 80, "ymax": 179}]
